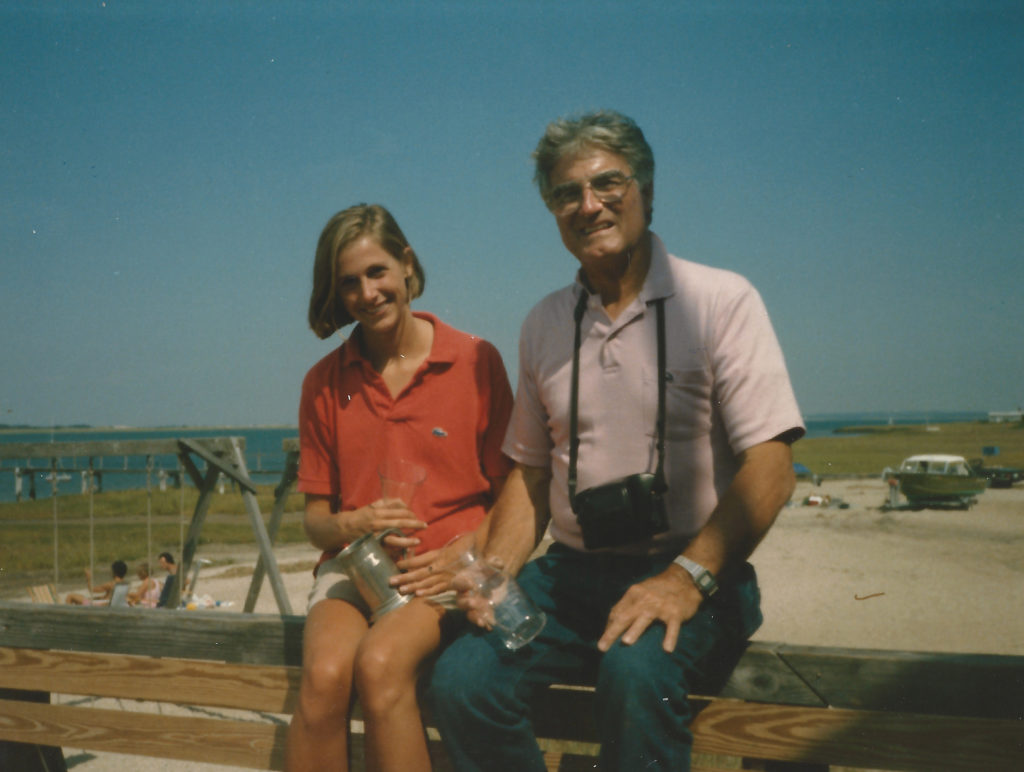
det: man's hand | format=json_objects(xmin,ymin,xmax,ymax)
[
  {"xmin": 597, "ymin": 565, "xmax": 703, "ymax": 653},
  {"xmin": 391, "ymin": 533, "xmax": 473, "ymax": 597},
  {"xmin": 451, "ymin": 570, "xmax": 497, "ymax": 630}
]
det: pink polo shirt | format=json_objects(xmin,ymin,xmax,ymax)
[
  {"xmin": 503, "ymin": 234, "xmax": 804, "ymax": 553},
  {"xmin": 298, "ymin": 312, "xmax": 513, "ymax": 558}
]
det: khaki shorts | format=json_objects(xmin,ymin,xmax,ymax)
[{"xmin": 306, "ymin": 552, "xmax": 458, "ymax": 616}]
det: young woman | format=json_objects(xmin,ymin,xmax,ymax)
[
  {"xmin": 285, "ymin": 204, "xmax": 513, "ymax": 772},
  {"xmin": 127, "ymin": 562, "xmax": 161, "ymax": 607}
]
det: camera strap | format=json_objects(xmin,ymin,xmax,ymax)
[{"xmin": 568, "ymin": 290, "xmax": 668, "ymax": 510}]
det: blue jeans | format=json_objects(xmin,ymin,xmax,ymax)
[{"xmin": 427, "ymin": 544, "xmax": 763, "ymax": 771}]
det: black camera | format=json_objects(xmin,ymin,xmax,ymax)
[{"xmin": 573, "ymin": 473, "xmax": 669, "ymax": 550}]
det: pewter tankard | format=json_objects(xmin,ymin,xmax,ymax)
[{"xmin": 337, "ymin": 528, "xmax": 410, "ymax": 621}]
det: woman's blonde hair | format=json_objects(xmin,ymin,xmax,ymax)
[{"xmin": 307, "ymin": 204, "xmax": 426, "ymax": 339}]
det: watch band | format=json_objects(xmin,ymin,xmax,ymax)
[{"xmin": 672, "ymin": 555, "xmax": 719, "ymax": 599}]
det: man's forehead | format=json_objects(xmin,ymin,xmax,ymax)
[{"xmin": 551, "ymin": 147, "xmax": 631, "ymax": 183}]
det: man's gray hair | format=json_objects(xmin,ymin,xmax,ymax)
[{"xmin": 532, "ymin": 110, "xmax": 655, "ymax": 202}]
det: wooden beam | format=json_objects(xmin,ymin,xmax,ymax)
[
  {"xmin": 0, "ymin": 603, "xmax": 305, "ymax": 666},
  {"xmin": 173, "ymin": 460, "xmax": 221, "ymax": 609},
  {"xmin": 245, "ymin": 450, "xmax": 299, "ymax": 612},
  {"xmin": 229, "ymin": 438, "xmax": 292, "ymax": 615},
  {"xmin": 0, "ymin": 648, "xmax": 298, "ymax": 713},
  {"xmin": 0, "ymin": 437, "xmax": 242, "ymax": 461},
  {"xmin": 2, "ymin": 601, "xmax": 1022, "ymax": 720},
  {"xmin": 177, "ymin": 437, "xmax": 256, "ymax": 493},
  {"xmin": 776, "ymin": 643, "xmax": 1024, "ymax": 720},
  {"xmin": 688, "ymin": 699, "xmax": 1024, "ymax": 772},
  {"xmin": 0, "ymin": 698, "xmax": 286, "ymax": 770}
]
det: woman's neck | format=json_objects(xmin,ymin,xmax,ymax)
[{"xmin": 362, "ymin": 312, "xmax": 432, "ymax": 376}]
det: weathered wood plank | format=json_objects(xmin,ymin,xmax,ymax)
[
  {"xmin": 0, "ymin": 697, "xmax": 285, "ymax": 770},
  {"xmin": 0, "ymin": 437, "xmax": 244, "ymax": 460},
  {"xmin": 0, "ymin": 648, "xmax": 299, "ymax": 713},
  {"xmin": 777, "ymin": 644, "xmax": 1024, "ymax": 720},
  {"xmin": 0, "ymin": 603, "xmax": 304, "ymax": 666},
  {"xmin": 0, "ymin": 690, "xmax": 68, "ymax": 772},
  {"xmin": 688, "ymin": 699, "xmax": 1024, "ymax": 772},
  {"xmin": 712, "ymin": 646, "xmax": 826, "ymax": 707},
  {"xmin": 3, "ymin": 603, "xmax": 1023, "ymax": 718}
]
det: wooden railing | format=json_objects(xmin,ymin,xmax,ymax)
[{"xmin": 1, "ymin": 601, "xmax": 1021, "ymax": 771}]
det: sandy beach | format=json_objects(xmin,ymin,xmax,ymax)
[{"xmin": 40, "ymin": 477, "xmax": 1024, "ymax": 770}]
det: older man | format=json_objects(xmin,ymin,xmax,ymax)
[{"xmin": 427, "ymin": 110, "xmax": 804, "ymax": 771}]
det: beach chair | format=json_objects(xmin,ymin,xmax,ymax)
[{"xmin": 27, "ymin": 583, "xmax": 58, "ymax": 604}]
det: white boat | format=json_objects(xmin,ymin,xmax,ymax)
[{"xmin": 893, "ymin": 454, "xmax": 987, "ymax": 507}]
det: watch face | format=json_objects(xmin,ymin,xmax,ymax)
[
  {"xmin": 696, "ymin": 573, "xmax": 718, "ymax": 596},
  {"xmin": 675, "ymin": 556, "xmax": 718, "ymax": 598}
]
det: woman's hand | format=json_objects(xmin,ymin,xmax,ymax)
[
  {"xmin": 391, "ymin": 532, "xmax": 473, "ymax": 597},
  {"xmin": 303, "ymin": 493, "xmax": 426, "ymax": 552},
  {"xmin": 342, "ymin": 498, "xmax": 426, "ymax": 542}
]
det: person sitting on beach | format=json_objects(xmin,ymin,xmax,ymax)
[
  {"xmin": 284, "ymin": 203, "xmax": 513, "ymax": 772},
  {"xmin": 156, "ymin": 551, "xmax": 187, "ymax": 607},
  {"xmin": 127, "ymin": 562, "xmax": 161, "ymax": 607},
  {"xmin": 65, "ymin": 560, "xmax": 128, "ymax": 605}
]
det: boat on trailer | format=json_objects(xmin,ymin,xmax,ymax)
[{"xmin": 894, "ymin": 454, "xmax": 987, "ymax": 508}]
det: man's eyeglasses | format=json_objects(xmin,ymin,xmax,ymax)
[{"xmin": 544, "ymin": 170, "xmax": 637, "ymax": 216}]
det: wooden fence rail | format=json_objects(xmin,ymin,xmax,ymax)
[{"xmin": 0, "ymin": 602, "xmax": 1021, "ymax": 771}]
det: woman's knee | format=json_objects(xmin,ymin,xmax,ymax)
[
  {"xmin": 353, "ymin": 641, "xmax": 408, "ymax": 712},
  {"xmin": 298, "ymin": 646, "xmax": 355, "ymax": 722}
]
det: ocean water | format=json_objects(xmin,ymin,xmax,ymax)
[
  {"xmin": 801, "ymin": 411, "xmax": 987, "ymax": 439},
  {"xmin": 0, "ymin": 427, "xmax": 297, "ymax": 503},
  {"xmin": 0, "ymin": 412, "xmax": 987, "ymax": 503}
]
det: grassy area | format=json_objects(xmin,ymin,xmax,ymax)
[
  {"xmin": 793, "ymin": 420, "xmax": 1024, "ymax": 476},
  {"xmin": 3, "ymin": 420, "xmax": 1021, "ymax": 583},
  {"xmin": 0, "ymin": 483, "xmax": 307, "ymax": 578}
]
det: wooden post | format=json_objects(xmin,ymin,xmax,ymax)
[
  {"xmin": 172, "ymin": 451, "xmax": 221, "ymax": 609},
  {"xmin": 145, "ymin": 455, "xmax": 154, "ymax": 570},
  {"xmin": 229, "ymin": 438, "xmax": 293, "ymax": 615},
  {"xmin": 88, "ymin": 459, "xmax": 95, "ymax": 582},
  {"xmin": 50, "ymin": 458, "xmax": 58, "ymax": 588},
  {"xmin": 244, "ymin": 449, "xmax": 299, "ymax": 612}
]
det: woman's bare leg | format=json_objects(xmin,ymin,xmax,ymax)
[
  {"xmin": 286, "ymin": 599, "xmax": 369, "ymax": 772},
  {"xmin": 354, "ymin": 598, "xmax": 445, "ymax": 772}
]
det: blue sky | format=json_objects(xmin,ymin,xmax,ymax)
[{"xmin": 2, "ymin": 1, "xmax": 1021, "ymax": 427}]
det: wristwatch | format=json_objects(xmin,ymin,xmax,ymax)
[{"xmin": 672, "ymin": 555, "xmax": 719, "ymax": 599}]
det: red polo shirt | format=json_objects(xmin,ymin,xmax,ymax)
[{"xmin": 298, "ymin": 312, "xmax": 513, "ymax": 559}]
